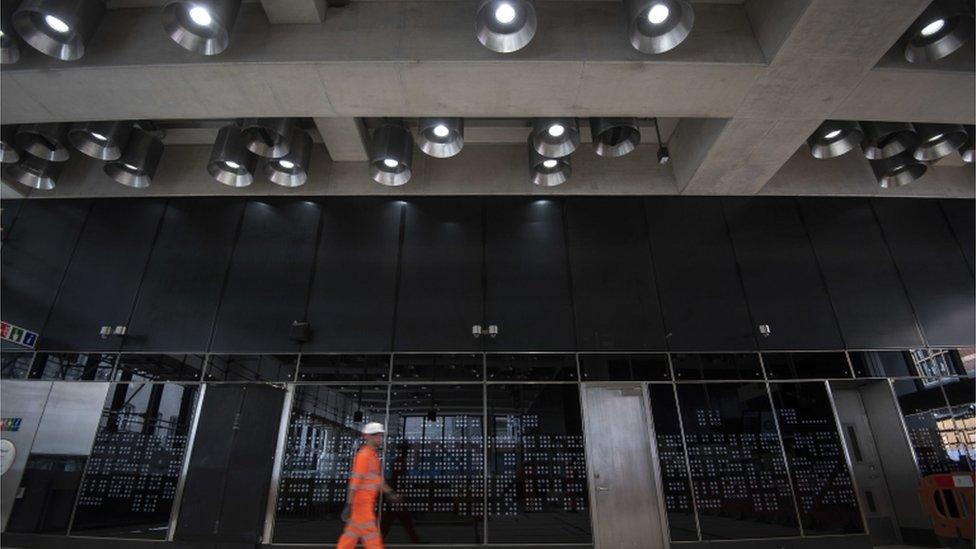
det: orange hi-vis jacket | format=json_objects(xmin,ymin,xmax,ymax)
[{"xmin": 338, "ymin": 445, "xmax": 384, "ymax": 548}]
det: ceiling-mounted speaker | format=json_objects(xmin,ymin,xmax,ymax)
[
  {"xmin": 870, "ymin": 149, "xmax": 926, "ymax": 189},
  {"xmin": 624, "ymin": 0, "xmax": 694, "ymax": 54},
  {"xmin": 264, "ymin": 129, "xmax": 312, "ymax": 187},
  {"xmin": 903, "ymin": 0, "xmax": 974, "ymax": 63},
  {"xmin": 12, "ymin": 0, "xmax": 106, "ymax": 61},
  {"xmin": 590, "ymin": 117, "xmax": 641, "ymax": 157},
  {"xmin": 208, "ymin": 124, "xmax": 257, "ymax": 187},
  {"xmin": 528, "ymin": 135, "xmax": 571, "ymax": 187},
  {"xmin": 369, "ymin": 124, "xmax": 414, "ymax": 186},
  {"xmin": 912, "ymin": 123, "xmax": 968, "ymax": 162},
  {"xmin": 806, "ymin": 120, "xmax": 863, "ymax": 159},
  {"xmin": 68, "ymin": 121, "xmax": 133, "ymax": 161},
  {"xmin": 859, "ymin": 121, "xmax": 918, "ymax": 160},
  {"xmin": 240, "ymin": 117, "xmax": 296, "ymax": 159},
  {"xmin": 104, "ymin": 128, "xmax": 164, "ymax": 188},
  {"xmin": 162, "ymin": 0, "xmax": 241, "ymax": 56},
  {"xmin": 4, "ymin": 155, "xmax": 64, "ymax": 190},
  {"xmin": 15, "ymin": 123, "xmax": 71, "ymax": 162},
  {"xmin": 1, "ymin": 126, "xmax": 19, "ymax": 164},
  {"xmin": 475, "ymin": 0, "xmax": 537, "ymax": 53}
]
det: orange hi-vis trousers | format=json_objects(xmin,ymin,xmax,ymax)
[{"xmin": 337, "ymin": 446, "xmax": 384, "ymax": 549}]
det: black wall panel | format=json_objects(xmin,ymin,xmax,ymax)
[
  {"xmin": 644, "ymin": 197, "xmax": 755, "ymax": 351},
  {"xmin": 940, "ymin": 199, "xmax": 975, "ymax": 274},
  {"xmin": 303, "ymin": 199, "xmax": 402, "ymax": 351},
  {"xmin": 872, "ymin": 199, "xmax": 975, "ymax": 347},
  {"xmin": 0, "ymin": 198, "xmax": 23, "ymax": 238},
  {"xmin": 210, "ymin": 200, "xmax": 321, "ymax": 353},
  {"xmin": 395, "ymin": 199, "xmax": 484, "ymax": 351},
  {"xmin": 723, "ymin": 197, "xmax": 844, "ymax": 350},
  {"xmin": 799, "ymin": 199, "xmax": 922, "ymax": 348},
  {"xmin": 123, "ymin": 199, "xmax": 245, "ymax": 352},
  {"xmin": 485, "ymin": 198, "xmax": 575, "ymax": 351},
  {"xmin": 0, "ymin": 200, "xmax": 89, "ymax": 351},
  {"xmin": 565, "ymin": 198, "xmax": 666, "ymax": 350},
  {"xmin": 40, "ymin": 199, "xmax": 166, "ymax": 351}
]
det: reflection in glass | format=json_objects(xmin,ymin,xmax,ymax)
[
  {"xmin": 29, "ymin": 352, "xmax": 115, "ymax": 381},
  {"xmin": 486, "ymin": 384, "xmax": 590, "ymax": 543},
  {"xmin": 486, "ymin": 354, "xmax": 577, "ymax": 381},
  {"xmin": 763, "ymin": 352, "xmax": 852, "ymax": 380},
  {"xmin": 71, "ymin": 383, "xmax": 199, "ymax": 538},
  {"xmin": 274, "ymin": 385, "xmax": 388, "ymax": 543},
  {"xmin": 850, "ymin": 351, "xmax": 915, "ymax": 378},
  {"xmin": 671, "ymin": 353, "xmax": 763, "ymax": 381},
  {"xmin": 297, "ymin": 355, "xmax": 391, "ymax": 382},
  {"xmin": 5, "ymin": 455, "xmax": 87, "ymax": 534},
  {"xmin": 579, "ymin": 353, "xmax": 670, "ymax": 381},
  {"xmin": 941, "ymin": 376, "xmax": 975, "ymax": 466},
  {"xmin": 384, "ymin": 384, "xmax": 484, "ymax": 544},
  {"xmin": 768, "ymin": 382, "xmax": 863, "ymax": 534},
  {"xmin": 115, "ymin": 354, "xmax": 205, "ymax": 382},
  {"xmin": 892, "ymin": 379, "xmax": 970, "ymax": 475},
  {"xmin": 910, "ymin": 349, "xmax": 964, "ymax": 378},
  {"xmin": 676, "ymin": 383, "xmax": 800, "ymax": 539},
  {"xmin": 647, "ymin": 384, "xmax": 697, "ymax": 541},
  {"xmin": 392, "ymin": 354, "xmax": 483, "ymax": 381},
  {"xmin": 1, "ymin": 351, "xmax": 33, "ymax": 379},
  {"xmin": 205, "ymin": 354, "xmax": 297, "ymax": 381}
]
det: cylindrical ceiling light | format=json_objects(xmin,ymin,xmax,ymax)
[
  {"xmin": 417, "ymin": 118, "xmax": 464, "ymax": 158},
  {"xmin": 859, "ymin": 121, "xmax": 919, "ymax": 160},
  {"xmin": 104, "ymin": 128, "xmax": 164, "ymax": 188},
  {"xmin": 532, "ymin": 118, "xmax": 579, "ymax": 158},
  {"xmin": 912, "ymin": 123, "xmax": 967, "ymax": 162},
  {"xmin": 68, "ymin": 121, "xmax": 132, "ymax": 161},
  {"xmin": 369, "ymin": 124, "xmax": 413, "ymax": 186},
  {"xmin": 527, "ymin": 136, "xmax": 571, "ymax": 187},
  {"xmin": 806, "ymin": 120, "xmax": 863, "ymax": 159},
  {"xmin": 870, "ymin": 149, "xmax": 927, "ymax": 189},
  {"xmin": 1, "ymin": 2, "xmax": 22, "ymax": 64},
  {"xmin": 475, "ymin": 0, "xmax": 537, "ymax": 53},
  {"xmin": 208, "ymin": 124, "xmax": 256, "ymax": 187},
  {"xmin": 12, "ymin": 0, "xmax": 106, "ymax": 61},
  {"xmin": 903, "ymin": 0, "xmax": 974, "ymax": 63},
  {"xmin": 4, "ymin": 155, "xmax": 64, "ymax": 190},
  {"xmin": 162, "ymin": 0, "xmax": 241, "ymax": 56},
  {"xmin": 590, "ymin": 117, "xmax": 641, "ymax": 157},
  {"xmin": 15, "ymin": 123, "xmax": 70, "ymax": 162},
  {"xmin": 240, "ymin": 117, "xmax": 295, "ymax": 159},
  {"xmin": 1, "ymin": 126, "xmax": 19, "ymax": 164},
  {"xmin": 960, "ymin": 125, "xmax": 974, "ymax": 163},
  {"xmin": 625, "ymin": 0, "xmax": 694, "ymax": 54},
  {"xmin": 264, "ymin": 129, "xmax": 312, "ymax": 188}
]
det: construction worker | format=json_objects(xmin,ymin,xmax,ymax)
[{"xmin": 337, "ymin": 422, "xmax": 400, "ymax": 549}]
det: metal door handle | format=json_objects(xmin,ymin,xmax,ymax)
[{"xmin": 597, "ymin": 486, "xmax": 610, "ymax": 492}]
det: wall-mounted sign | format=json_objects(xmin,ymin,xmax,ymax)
[
  {"xmin": 0, "ymin": 439, "xmax": 14, "ymax": 476},
  {"xmin": 1, "ymin": 418, "xmax": 22, "ymax": 432},
  {"xmin": 0, "ymin": 321, "xmax": 37, "ymax": 349}
]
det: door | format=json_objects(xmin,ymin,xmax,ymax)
[
  {"xmin": 832, "ymin": 388, "xmax": 901, "ymax": 545},
  {"xmin": 582, "ymin": 385, "xmax": 666, "ymax": 549}
]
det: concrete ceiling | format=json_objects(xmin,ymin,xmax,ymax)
[{"xmin": 1, "ymin": 0, "xmax": 974, "ymax": 199}]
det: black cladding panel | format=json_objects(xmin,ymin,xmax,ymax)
[
  {"xmin": 644, "ymin": 197, "xmax": 755, "ymax": 351},
  {"xmin": 210, "ymin": 200, "xmax": 321, "ymax": 353},
  {"xmin": 40, "ymin": 199, "xmax": 166, "ymax": 352},
  {"xmin": 484, "ymin": 198, "xmax": 575, "ymax": 351},
  {"xmin": 304, "ymin": 199, "xmax": 402, "ymax": 351},
  {"xmin": 873, "ymin": 199, "xmax": 975, "ymax": 347},
  {"xmin": 123, "ymin": 199, "xmax": 245, "ymax": 352},
  {"xmin": 723, "ymin": 197, "xmax": 844, "ymax": 350},
  {"xmin": 0, "ymin": 200, "xmax": 89, "ymax": 351},
  {"xmin": 940, "ymin": 199, "xmax": 975, "ymax": 273},
  {"xmin": 394, "ymin": 199, "xmax": 484, "ymax": 351},
  {"xmin": 799, "ymin": 199, "xmax": 922, "ymax": 349},
  {"xmin": 565, "ymin": 197, "xmax": 667, "ymax": 350}
]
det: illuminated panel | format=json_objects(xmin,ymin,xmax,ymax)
[
  {"xmin": 273, "ymin": 385, "xmax": 388, "ymax": 543},
  {"xmin": 486, "ymin": 384, "xmax": 590, "ymax": 543},
  {"xmin": 647, "ymin": 384, "xmax": 697, "ymax": 541},
  {"xmin": 71, "ymin": 383, "xmax": 198, "ymax": 539},
  {"xmin": 676, "ymin": 383, "xmax": 800, "ymax": 539},
  {"xmin": 768, "ymin": 382, "xmax": 863, "ymax": 534},
  {"xmin": 384, "ymin": 384, "xmax": 484, "ymax": 544},
  {"xmin": 893, "ymin": 379, "xmax": 970, "ymax": 475}
]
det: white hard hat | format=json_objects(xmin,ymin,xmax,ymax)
[{"xmin": 362, "ymin": 422, "xmax": 385, "ymax": 435}]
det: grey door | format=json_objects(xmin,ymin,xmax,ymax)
[
  {"xmin": 582, "ymin": 384, "xmax": 667, "ymax": 549},
  {"xmin": 832, "ymin": 388, "xmax": 901, "ymax": 545}
]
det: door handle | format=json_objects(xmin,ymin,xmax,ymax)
[{"xmin": 597, "ymin": 486, "xmax": 610, "ymax": 492}]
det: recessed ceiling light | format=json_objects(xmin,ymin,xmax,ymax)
[
  {"xmin": 433, "ymin": 124, "xmax": 450, "ymax": 138},
  {"xmin": 548, "ymin": 124, "xmax": 565, "ymax": 138},
  {"xmin": 542, "ymin": 159, "xmax": 558, "ymax": 168},
  {"xmin": 494, "ymin": 3, "xmax": 516, "ymax": 24},
  {"xmin": 647, "ymin": 3, "xmax": 670, "ymax": 24},
  {"xmin": 823, "ymin": 129, "xmax": 842, "ymax": 139},
  {"xmin": 44, "ymin": 15, "xmax": 70, "ymax": 34},
  {"xmin": 920, "ymin": 18, "xmax": 945, "ymax": 37},
  {"xmin": 189, "ymin": 6, "xmax": 213, "ymax": 26}
]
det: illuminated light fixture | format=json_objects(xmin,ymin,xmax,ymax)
[
  {"xmin": 162, "ymin": 0, "xmax": 241, "ymax": 56},
  {"xmin": 1, "ymin": 126, "xmax": 19, "ymax": 164},
  {"xmin": 859, "ymin": 121, "xmax": 919, "ymax": 160},
  {"xmin": 912, "ymin": 123, "xmax": 967, "ymax": 162},
  {"xmin": 959, "ymin": 125, "xmax": 974, "ymax": 163},
  {"xmin": 625, "ymin": 0, "xmax": 694, "ymax": 54},
  {"xmin": 240, "ymin": 117, "xmax": 296, "ymax": 159},
  {"xmin": 104, "ymin": 128, "xmax": 164, "ymax": 188},
  {"xmin": 903, "ymin": 0, "xmax": 973, "ymax": 63},
  {"xmin": 68, "ymin": 121, "xmax": 132, "ymax": 161},
  {"xmin": 528, "ymin": 136, "xmax": 571, "ymax": 187},
  {"xmin": 870, "ymin": 149, "xmax": 926, "ymax": 189},
  {"xmin": 14, "ymin": 123, "xmax": 70, "ymax": 162},
  {"xmin": 475, "ymin": 0, "xmax": 537, "ymax": 53},
  {"xmin": 417, "ymin": 117, "xmax": 464, "ymax": 158},
  {"xmin": 590, "ymin": 117, "xmax": 641, "ymax": 157},
  {"xmin": 4, "ymin": 155, "xmax": 64, "ymax": 190},
  {"xmin": 11, "ymin": 0, "xmax": 105, "ymax": 61},
  {"xmin": 264, "ymin": 129, "xmax": 312, "ymax": 187},
  {"xmin": 369, "ymin": 124, "xmax": 413, "ymax": 186},
  {"xmin": 208, "ymin": 124, "xmax": 256, "ymax": 187},
  {"xmin": 806, "ymin": 120, "xmax": 863, "ymax": 159},
  {"xmin": 1, "ymin": 3, "xmax": 22, "ymax": 64},
  {"xmin": 531, "ymin": 118, "xmax": 579, "ymax": 158}
]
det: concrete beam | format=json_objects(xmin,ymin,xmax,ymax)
[
  {"xmin": 259, "ymin": 0, "xmax": 326, "ymax": 24},
  {"xmin": 315, "ymin": 117, "xmax": 369, "ymax": 162}
]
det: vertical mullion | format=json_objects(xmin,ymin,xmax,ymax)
[{"xmin": 761, "ymin": 362, "xmax": 806, "ymax": 538}]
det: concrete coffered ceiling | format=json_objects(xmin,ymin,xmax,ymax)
[{"xmin": 1, "ymin": 0, "xmax": 973, "ymax": 199}]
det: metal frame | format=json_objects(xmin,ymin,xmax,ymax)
[
  {"xmin": 262, "ymin": 383, "xmax": 295, "ymax": 542},
  {"xmin": 823, "ymin": 381, "xmax": 872, "ymax": 537},
  {"xmin": 167, "ymin": 383, "xmax": 207, "ymax": 541}
]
